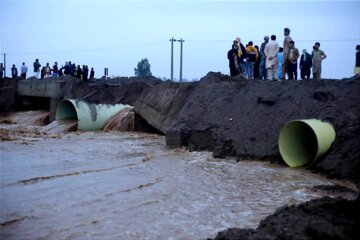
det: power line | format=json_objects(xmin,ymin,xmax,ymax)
[
  {"xmin": 4, "ymin": 38, "xmax": 358, "ymax": 56},
  {"xmin": 5, "ymin": 41, "xmax": 168, "ymax": 55}
]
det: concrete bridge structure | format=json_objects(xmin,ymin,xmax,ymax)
[{"xmin": 17, "ymin": 79, "xmax": 68, "ymax": 121}]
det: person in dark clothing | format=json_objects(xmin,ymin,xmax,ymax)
[
  {"xmin": 52, "ymin": 62, "xmax": 59, "ymax": 77},
  {"xmin": 64, "ymin": 62, "xmax": 70, "ymax": 75},
  {"xmin": 254, "ymin": 45, "xmax": 261, "ymax": 79},
  {"xmin": 0, "ymin": 63, "xmax": 4, "ymax": 78},
  {"xmin": 11, "ymin": 64, "xmax": 18, "ymax": 78},
  {"xmin": 285, "ymin": 40, "xmax": 299, "ymax": 80},
  {"xmin": 83, "ymin": 65, "xmax": 89, "ymax": 81},
  {"xmin": 71, "ymin": 64, "xmax": 76, "ymax": 76},
  {"xmin": 260, "ymin": 36, "xmax": 269, "ymax": 80},
  {"xmin": 227, "ymin": 42, "xmax": 240, "ymax": 77},
  {"xmin": 33, "ymin": 59, "xmax": 41, "ymax": 79},
  {"xmin": 90, "ymin": 67, "xmax": 95, "ymax": 80},
  {"xmin": 234, "ymin": 37, "xmax": 247, "ymax": 78},
  {"xmin": 76, "ymin": 65, "xmax": 82, "ymax": 79},
  {"xmin": 300, "ymin": 49, "xmax": 312, "ymax": 79},
  {"xmin": 41, "ymin": 66, "xmax": 46, "ymax": 79},
  {"xmin": 58, "ymin": 66, "xmax": 64, "ymax": 77},
  {"xmin": 355, "ymin": 45, "xmax": 360, "ymax": 76}
]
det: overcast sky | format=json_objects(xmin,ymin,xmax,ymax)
[{"xmin": 1, "ymin": 0, "xmax": 360, "ymax": 80}]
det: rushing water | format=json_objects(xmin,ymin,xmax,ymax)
[{"xmin": 0, "ymin": 125, "xmax": 357, "ymax": 239}]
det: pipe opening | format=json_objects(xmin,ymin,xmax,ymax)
[
  {"xmin": 279, "ymin": 121, "xmax": 318, "ymax": 167},
  {"xmin": 55, "ymin": 100, "xmax": 78, "ymax": 121}
]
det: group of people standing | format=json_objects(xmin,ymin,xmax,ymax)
[
  {"xmin": 0, "ymin": 59, "xmax": 95, "ymax": 81},
  {"xmin": 31, "ymin": 59, "xmax": 95, "ymax": 80},
  {"xmin": 228, "ymin": 28, "xmax": 329, "ymax": 80}
]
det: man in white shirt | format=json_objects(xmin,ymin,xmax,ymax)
[
  {"xmin": 21, "ymin": 62, "xmax": 28, "ymax": 79},
  {"xmin": 264, "ymin": 35, "xmax": 280, "ymax": 80}
]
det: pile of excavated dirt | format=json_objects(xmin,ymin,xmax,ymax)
[
  {"xmin": 134, "ymin": 72, "xmax": 360, "ymax": 240},
  {"xmin": 213, "ymin": 197, "xmax": 360, "ymax": 240},
  {"xmin": 135, "ymin": 72, "xmax": 360, "ymax": 185},
  {"xmin": 134, "ymin": 80, "xmax": 197, "ymax": 133},
  {"xmin": 63, "ymin": 76, "xmax": 162, "ymax": 105}
]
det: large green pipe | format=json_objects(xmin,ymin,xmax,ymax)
[
  {"xmin": 278, "ymin": 119, "xmax": 336, "ymax": 167},
  {"xmin": 55, "ymin": 99, "xmax": 132, "ymax": 131}
]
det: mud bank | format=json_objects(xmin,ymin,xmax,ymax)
[
  {"xmin": 135, "ymin": 72, "xmax": 360, "ymax": 185},
  {"xmin": 213, "ymin": 196, "xmax": 360, "ymax": 240},
  {"xmin": 63, "ymin": 76, "xmax": 162, "ymax": 105},
  {"xmin": 134, "ymin": 73, "xmax": 360, "ymax": 240}
]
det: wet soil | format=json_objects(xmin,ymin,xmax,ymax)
[
  {"xmin": 63, "ymin": 75, "xmax": 162, "ymax": 106},
  {"xmin": 213, "ymin": 197, "xmax": 360, "ymax": 240},
  {"xmin": 0, "ymin": 125, "xmax": 357, "ymax": 239},
  {"xmin": 135, "ymin": 72, "xmax": 360, "ymax": 185},
  {"xmin": 134, "ymin": 72, "xmax": 360, "ymax": 239}
]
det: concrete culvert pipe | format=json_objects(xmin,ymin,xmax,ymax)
[
  {"xmin": 278, "ymin": 119, "xmax": 336, "ymax": 168},
  {"xmin": 55, "ymin": 99, "xmax": 132, "ymax": 131}
]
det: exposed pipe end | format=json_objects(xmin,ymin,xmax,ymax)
[
  {"xmin": 279, "ymin": 119, "xmax": 336, "ymax": 168},
  {"xmin": 55, "ymin": 99, "xmax": 133, "ymax": 131},
  {"xmin": 56, "ymin": 99, "xmax": 78, "ymax": 121}
]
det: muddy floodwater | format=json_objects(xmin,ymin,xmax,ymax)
[{"xmin": 0, "ymin": 128, "xmax": 357, "ymax": 239}]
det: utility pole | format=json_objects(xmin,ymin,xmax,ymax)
[
  {"xmin": 177, "ymin": 39, "xmax": 185, "ymax": 82},
  {"xmin": 3, "ymin": 53, "xmax": 6, "ymax": 78},
  {"xmin": 104, "ymin": 68, "xmax": 108, "ymax": 80},
  {"xmin": 169, "ymin": 37, "xmax": 175, "ymax": 81}
]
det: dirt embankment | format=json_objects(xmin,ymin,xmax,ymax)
[
  {"xmin": 134, "ymin": 72, "xmax": 360, "ymax": 240},
  {"xmin": 135, "ymin": 72, "xmax": 360, "ymax": 185},
  {"xmin": 213, "ymin": 196, "xmax": 360, "ymax": 240},
  {"xmin": 64, "ymin": 76, "xmax": 162, "ymax": 106},
  {"xmin": 0, "ymin": 78, "xmax": 19, "ymax": 113}
]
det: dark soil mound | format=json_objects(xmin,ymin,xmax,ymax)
[
  {"xmin": 212, "ymin": 197, "xmax": 360, "ymax": 240},
  {"xmin": 134, "ymin": 80, "xmax": 197, "ymax": 133},
  {"xmin": 64, "ymin": 76, "xmax": 162, "ymax": 106},
  {"xmin": 134, "ymin": 72, "xmax": 360, "ymax": 240},
  {"xmin": 0, "ymin": 77, "xmax": 19, "ymax": 113},
  {"xmin": 135, "ymin": 72, "xmax": 360, "ymax": 185}
]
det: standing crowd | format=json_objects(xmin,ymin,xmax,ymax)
[
  {"xmin": 0, "ymin": 59, "xmax": 95, "ymax": 81},
  {"xmin": 227, "ymin": 27, "xmax": 360, "ymax": 80},
  {"xmin": 0, "ymin": 36, "xmax": 359, "ymax": 80}
]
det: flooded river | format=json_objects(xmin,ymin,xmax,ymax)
[{"xmin": 0, "ymin": 125, "xmax": 357, "ymax": 239}]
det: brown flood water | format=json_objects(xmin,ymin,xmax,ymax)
[{"xmin": 0, "ymin": 115, "xmax": 358, "ymax": 239}]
